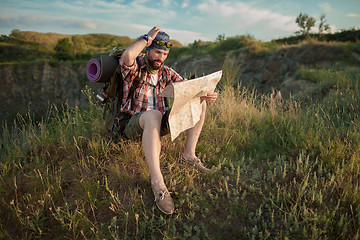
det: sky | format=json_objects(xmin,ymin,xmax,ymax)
[{"xmin": 0, "ymin": 0, "xmax": 359, "ymax": 45}]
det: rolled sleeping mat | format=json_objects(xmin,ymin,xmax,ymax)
[{"xmin": 86, "ymin": 55, "xmax": 119, "ymax": 83}]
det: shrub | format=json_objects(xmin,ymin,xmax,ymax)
[{"xmin": 54, "ymin": 38, "xmax": 74, "ymax": 61}]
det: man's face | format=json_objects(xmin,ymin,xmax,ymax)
[{"xmin": 146, "ymin": 49, "xmax": 169, "ymax": 70}]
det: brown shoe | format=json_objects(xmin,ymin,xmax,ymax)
[
  {"xmin": 180, "ymin": 155, "xmax": 211, "ymax": 173},
  {"xmin": 152, "ymin": 188, "xmax": 174, "ymax": 214}
]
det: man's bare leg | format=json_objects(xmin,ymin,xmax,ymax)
[
  {"xmin": 183, "ymin": 101, "xmax": 207, "ymax": 159},
  {"xmin": 139, "ymin": 110, "xmax": 174, "ymax": 214},
  {"xmin": 139, "ymin": 110, "xmax": 166, "ymax": 191}
]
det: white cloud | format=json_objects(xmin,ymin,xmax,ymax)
[
  {"xmin": 0, "ymin": 14, "xmax": 47, "ymax": 28},
  {"xmin": 0, "ymin": 14, "xmax": 100, "ymax": 31},
  {"xmin": 162, "ymin": 0, "xmax": 170, "ymax": 7},
  {"xmin": 329, "ymin": 24, "xmax": 337, "ymax": 33},
  {"xmin": 266, "ymin": 13, "xmax": 297, "ymax": 32},
  {"xmin": 181, "ymin": 0, "xmax": 189, "ymax": 8},
  {"xmin": 63, "ymin": 19, "xmax": 99, "ymax": 30},
  {"xmin": 347, "ymin": 13, "xmax": 360, "ymax": 18},
  {"xmin": 165, "ymin": 27, "xmax": 212, "ymax": 44},
  {"xmin": 319, "ymin": 2, "xmax": 332, "ymax": 13},
  {"xmin": 198, "ymin": 0, "xmax": 241, "ymax": 17},
  {"xmin": 128, "ymin": 23, "xmax": 152, "ymax": 32},
  {"xmin": 124, "ymin": 23, "xmax": 211, "ymax": 45},
  {"xmin": 0, "ymin": 15, "xmax": 10, "ymax": 21},
  {"xmin": 197, "ymin": 0, "xmax": 297, "ymax": 32},
  {"xmin": 218, "ymin": 2, "xmax": 239, "ymax": 17}
]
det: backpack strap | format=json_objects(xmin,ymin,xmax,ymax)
[
  {"xmin": 161, "ymin": 68, "xmax": 169, "ymax": 108},
  {"xmin": 109, "ymin": 64, "xmax": 128, "ymax": 139},
  {"xmin": 109, "ymin": 61, "xmax": 144, "ymax": 139},
  {"xmin": 128, "ymin": 67, "xmax": 169, "ymax": 109}
]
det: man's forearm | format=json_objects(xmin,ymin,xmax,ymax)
[
  {"xmin": 121, "ymin": 39, "xmax": 147, "ymax": 66},
  {"xmin": 121, "ymin": 26, "xmax": 161, "ymax": 66}
]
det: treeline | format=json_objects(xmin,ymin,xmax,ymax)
[
  {"xmin": 273, "ymin": 28, "xmax": 360, "ymax": 45},
  {"xmin": 0, "ymin": 30, "xmax": 135, "ymax": 63},
  {"xmin": 1, "ymin": 28, "xmax": 359, "ymax": 64},
  {"xmin": 0, "ymin": 30, "xmax": 183, "ymax": 63}
]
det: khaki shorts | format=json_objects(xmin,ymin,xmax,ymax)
[{"xmin": 124, "ymin": 110, "xmax": 170, "ymax": 140}]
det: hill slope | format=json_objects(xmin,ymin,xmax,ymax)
[
  {"xmin": 0, "ymin": 59, "xmax": 359, "ymax": 239},
  {"xmin": 0, "ymin": 30, "xmax": 359, "ymax": 239},
  {"xmin": 1, "ymin": 39, "xmax": 359, "ymax": 126},
  {"xmin": 0, "ymin": 30, "xmax": 183, "ymax": 63}
]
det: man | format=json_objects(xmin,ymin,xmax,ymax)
[{"xmin": 119, "ymin": 26, "xmax": 218, "ymax": 214}]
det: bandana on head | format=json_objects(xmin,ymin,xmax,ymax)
[{"xmin": 146, "ymin": 31, "xmax": 171, "ymax": 51}]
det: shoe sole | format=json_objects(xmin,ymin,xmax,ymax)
[{"xmin": 155, "ymin": 201, "xmax": 174, "ymax": 215}]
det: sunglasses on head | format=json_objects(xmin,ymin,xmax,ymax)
[{"xmin": 154, "ymin": 40, "xmax": 173, "ymax": 48}]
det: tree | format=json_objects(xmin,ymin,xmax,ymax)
[
  {"xmin": 106, "ymin": 39, "xmax": 120, "ymax": 51},
  {"xmin": 295, "ymin": 13, "xmax": 316, "ymax": 38},
  {"xmin": 216, "ymin": 34, "xmax": 226, "ymax": 42},
  {"xmin": 318, "ymin": 13, "xmax": 331, "ymax": 34},
  {"xmin": 72, "ymin": 35, "xmax": 87, "ymax": 58},
  {"xmin": 192, "ymin": 39, "xmax": 202, "ymax": 46},
  {"xmin": 54, "ymin": 38, "xmax": 74, "ymax": 60},
  {"xmin": 10, "ymin": 29, "xmax": 21, "ymax": 37}
]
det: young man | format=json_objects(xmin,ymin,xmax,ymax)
[{"xmin": 119, "ymin": 26, "xmax": 218, "ymax": 214}]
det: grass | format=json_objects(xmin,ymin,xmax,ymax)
[
  {"xmin": 0, "ymin": 61, "xmax": 359, "ymax": 239},
  {"xmin": 167, "ymin": 35, "xmax": 278, "ymax": 64}
]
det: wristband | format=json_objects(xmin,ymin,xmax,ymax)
[{"xmin": 139, "ymin": 34, "xmax": 153, "ymax": 47}]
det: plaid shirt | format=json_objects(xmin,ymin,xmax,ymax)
[{"xmin": 119, "ymin": 55, "xmax": 185, "ymax": 115}]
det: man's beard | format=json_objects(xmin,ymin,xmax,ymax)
[{"xmin": 147, "ymin": 57, "xmax": 163, "ymax": 70}]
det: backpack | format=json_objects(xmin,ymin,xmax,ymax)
[
  {"xmin": 86, "ymin": 47, "xmax": 168, "ymax": 139},
  {"xmin": 88, "ymin": 47, "xmax": 133, "ymax": 138}
]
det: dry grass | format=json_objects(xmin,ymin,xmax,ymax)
[{"xmin": 0, "ymin": 61, "xmax": 359, "ymax": 239}]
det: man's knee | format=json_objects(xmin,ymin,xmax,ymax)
[{"xmin": 139, "ymin": 110, "xmax": 162, "ymax": 129}]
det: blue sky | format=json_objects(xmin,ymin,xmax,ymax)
[{"xmin": 0, "ymin": 0, "xmax": 359, "ymax": 45}]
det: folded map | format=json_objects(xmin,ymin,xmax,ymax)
[{"xmin": 160, "ymin": 70, "xmax": 222, "ymax": 141}]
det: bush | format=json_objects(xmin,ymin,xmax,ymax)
[{"xmin": 54, "ymin": 38, "xmax": 74, "ymax": 61}]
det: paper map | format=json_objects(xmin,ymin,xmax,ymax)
[{"xmin": 160, "ymin": 70, "xmax": 222, "ymax": 141}]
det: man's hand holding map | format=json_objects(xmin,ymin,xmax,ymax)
[{"xmin": 160, "ymin": 70, "xmax": 222, "ymax": 141}]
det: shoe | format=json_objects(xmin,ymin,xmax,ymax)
[
  {"xmin": 152, "ymin": 188, "xmax": 174, "ymax": 214},
  {"xmin": 180, "ymin": 155, "xmax": 211, "ymax": 173}
]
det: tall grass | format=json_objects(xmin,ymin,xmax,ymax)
[{"xmin": 0, "ymin": 61, "xmax": 359, "ymax": 239}]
